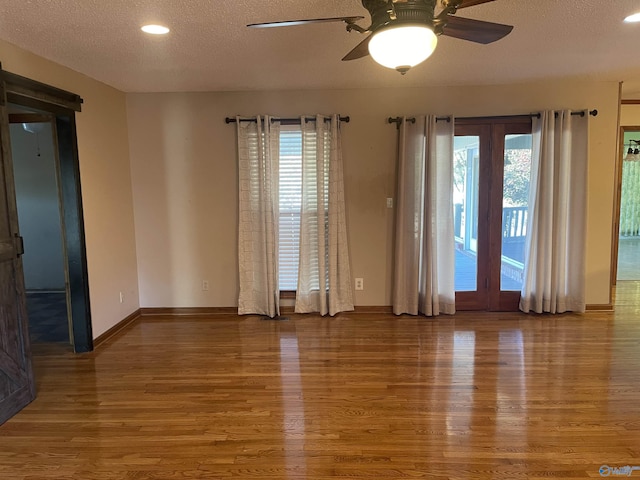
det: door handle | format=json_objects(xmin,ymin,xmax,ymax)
[{"xmin": 14, "ymin": 234, "xmax": 24, "ymax": 257}]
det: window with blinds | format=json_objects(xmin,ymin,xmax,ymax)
[{"xmin": 279, "ymin": 127, "xmax": 303, "ymax": 290}]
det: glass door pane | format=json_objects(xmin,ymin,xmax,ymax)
[
  {"xmin": 453, "ymin": 136, "xmax": 480, "ymax": 292},
  {"xmin": 501, "ymin": 134, "xmax": 532, "ymax": 291}
]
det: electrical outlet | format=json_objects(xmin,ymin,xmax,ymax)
[
  {"xmin": 386, "ymin": 198, "xmax": 393, "ymax": 208},
  {"xmin": 355, "ymin": 278, "xmax": 364, "ymax": 291},
  {"xmin": 119, "ymin": 291, "xmax": 124, "ymax": 303},
  {"xmin": 202, "ymin": 280, "xmax": 209, "ymax": 291}
]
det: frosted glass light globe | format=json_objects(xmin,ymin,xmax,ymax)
[{"xmin": 369, "ymin": 24, "xmax": 438, "ymax": 73}]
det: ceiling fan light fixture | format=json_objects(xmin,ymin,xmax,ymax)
[{"xmin": 368, "ymin": 24, "xmax": 438, "ymax": 74}]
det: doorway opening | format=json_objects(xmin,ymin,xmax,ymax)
[
  {"xmin": 3, "ymin": 70, "xmax": 92, "ymax": 353},
  {"xmin": 614, "ymin": 127, "xmax": 640, "ymax": 283},
  {"xmin": 9, "ymin": 106, "xmax": 71, "ymax": 345}
]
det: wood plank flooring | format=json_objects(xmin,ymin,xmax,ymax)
[{"xmin": 1, "ymin": 287, "xmax": 639, "ymax": 479}]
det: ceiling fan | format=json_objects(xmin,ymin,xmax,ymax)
[{"xmin": 248, "ymin": 0, "xmax": 513, "ymax": 74}]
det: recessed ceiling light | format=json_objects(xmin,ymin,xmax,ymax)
[
  {"xmin": 624, "ymin": 12, "xmax": 640, "ymax": 23},
  {"xmin": 141, "ymin": 24, "xmax": 170, "ymax": 35}
]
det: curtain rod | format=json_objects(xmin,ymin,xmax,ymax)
[
  {"xmin": 387, "ymin": 116, "xmax": 450, "ymax": 126},
  {"xmin": 225, "ymin": 115, "xmax": 350, "ymax": 125},
  {"xmin": 388, "ymin": 110, "xmax": 599, "ymax": 127}
]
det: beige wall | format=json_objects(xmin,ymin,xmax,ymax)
[
  {"xmin": 128, "ymin": 80, "xmax": 620, "ymax": 308},
  {"xmin": 1, "ymin": 39, "xmax": 139, "ymax": 338},
  {"xmin": 621, "ymin": 104, "xmax": 640, "ymax": 126}
]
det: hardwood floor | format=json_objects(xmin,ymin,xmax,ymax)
[{"xmin": 1, "ymin": 288, "xmax": 639, "ymax": 479}]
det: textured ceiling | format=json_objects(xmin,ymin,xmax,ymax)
[{"xmin": 1, "ymin": 0, "xmax": 640, "ymax": 97}]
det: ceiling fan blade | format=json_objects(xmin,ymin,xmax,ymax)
[
  {"xmin": 342, "ymin": 34, "xmax": 373, "ymax": 61},
  {"xmin": 456, "ymin": 0, "xmax": 497, "ymax": 8},
  {"xmin": 442, "ymin": 16, "xmax": 513, "ymax": 44},
  {"xmin": 248, "ymin": 16, "xmax": 364, "ymax": 28}
]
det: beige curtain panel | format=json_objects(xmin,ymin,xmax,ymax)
[
  {"xmin": 393, "ymin": 115, "xmax": 456, "ymax": 316},
  {"xmin": 295, "ymin": 115, "xmax": 354, "ymax": 316},
  {"xmin": 236, "ymin": 116, "xmax": 281, "ymax": 317},
  {"xmin": 520, "ymin": 110, "xmax": 589, "ymax": 314}
]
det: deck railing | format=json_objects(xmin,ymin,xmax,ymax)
[
  {"xmin": 502, "ymin": 206, "xmax": 528, "ymax": 242},
  {"xmin": 502, "ymin": 206, "xmax": 528, "ymax": 264},
  {"xmin": 454, "ymin": 205, "xmax": 529, "ymax": 264}
]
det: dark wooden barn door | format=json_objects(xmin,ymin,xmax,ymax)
[{"xmin": 0, "ymin": 79, "xmax": 35, "ymax": 425}]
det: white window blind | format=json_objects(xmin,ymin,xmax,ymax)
[
  {"xmin": 279, "ymin": 127, "xmax": 302, "ymax": 290},
  {"xmin": 300, "ymin": 127, "xmax": 330, "ymax": 291}
]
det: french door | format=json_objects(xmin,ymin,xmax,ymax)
[{"xmin": 453, "ymin": 117, "xmax": 533, "ymax": 311}]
